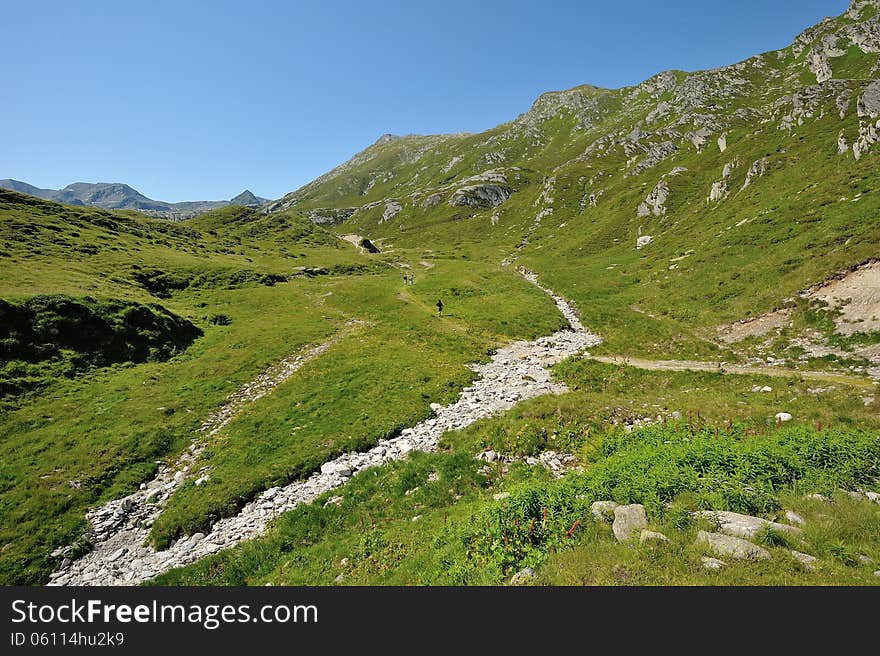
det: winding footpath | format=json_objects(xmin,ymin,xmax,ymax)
[{"xmin": 49, "ymin": 272, "xmax": 600, "ymax": 586}]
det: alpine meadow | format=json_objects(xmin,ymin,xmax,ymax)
[{"xmin": 3, "ymin": 0, "xmax": 880, "ymax": 588}]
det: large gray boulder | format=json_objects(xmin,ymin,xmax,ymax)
[
  {"xmin": 696, "ymin": 530, "xmax": 771, "ymax": 560},
  {"xmin": 694, "ymin": 510, "xmax": 802, "ymax": 540},
  {"xmin": 612, "ymin": 504, "xmax": 648, "ymax": 542}
]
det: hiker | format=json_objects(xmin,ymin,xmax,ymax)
[
  {"xmin": 408, "ymin": 273, "xmax": 414, "ymax": 285},
  {"xmin": 436, "ymin": 299, "xmax": 443, "ymax": 316},
  {"xmin": 403, "ymin": 273, "xmax": 408, "ymax": 285}
]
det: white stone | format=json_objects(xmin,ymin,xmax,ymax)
[
  {"xmin": 612, "ymin": 504, "xmax": 648, "ymax": 542},
  {"xmin": 696, "ymin": 531, "xmax": 771, "ymax": 560},
  {"xmin": 695, "ymin": 510, "xmax": 801, "ymax": 539},
  {"xmin": 639, "ymin": 530, "xmax": 670, "ymax": 544},
  {"xmin": 590, "ymin": 501, "xmax": 619, "ymax": 522}
]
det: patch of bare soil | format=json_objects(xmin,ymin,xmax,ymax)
[
  {"xmin": 717, "ymin": 309, "xmax": 792, "ymax": 344},
  {"xmin": 807, "ymin": 260, "xmax": 880, "ymax": 336}
]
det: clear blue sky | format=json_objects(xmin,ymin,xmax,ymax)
[{"xmin": 1, "ymin": 0, "xmax": 847, "ymax": 202}]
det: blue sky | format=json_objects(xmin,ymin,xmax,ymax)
[{"xmin": 1, "ymin": 0, "xmax": 847, "ymax": 202}]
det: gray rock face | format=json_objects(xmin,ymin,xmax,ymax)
[
  {"xmin": 741, "ymin": 157, "xmax": 767, "ymax": 190},
  {"xmin": 838, "ymin": 130, "xmax": 850, "ymax": 154},
  {"xmin": 628, "ymin": 141, "xmax": 679, "ymax": 177},
  {"xmin": 307, "ymin": 207, "xmax": 357, "ymax": 225},
  {"xmin": 808, "ymin": 47, "xmax": 833, "ymax": 83},
  {"xmin": 696, "ymin": 531, "xmax": 771, "ymax": 560},
  {"xmin": 612, "ymin": 504, "xmax": 648, "ymax": 542},
  {"xmin": 380, "ymin": 201, "xmax": 402, "ymax": 223},
  {"xmin": 450, "ymin": 184, "xmax": 511, "ymax": 208},
  {"xmin": 694, "ymin": 510, "xmax": 802, "ymax": 539},
  {"xmin": 708, "ymin": 180, "xmax": 727, "ymax": 203},
  {"xmin": 638, "ymin": 180, "xmax": 669, "ymax": 217},
  {"xmin": 421, "ymin": 193, "xmax": 442, "ymax": 208},
  {"xmin": 591, "ymin": 501, "xmax": 619, "ymax": 522}
]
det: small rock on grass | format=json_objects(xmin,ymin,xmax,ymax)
[
  {"xmin": 509, "ymin": 567, "xmax": 537, "ymax": 586},
  {"xmin": 784, "ymin": 510, "xmax": 805, "ymax": 526},
  {"xmin": 790, "ymin": 550, "xmax": 818, "ymax": 572},
  {"xmin": 591, "ymin": 500, "xmax": 619, "ymax": 522},
  {"xmin": 701, "ymin": 557, "xmax": 727, "ymax": 571},
  {"xmin": 493, "ymin": 492, "xmax": 510, "ymax": 501},
  {"xmin": 639, "ymin": 530, "xmax": 670, "ymax": 544},
  {"xmin": 612, "ymin": 504, "xmax": 648, "ymax": 543},
  {"xmin": 694, "ymin": 510, "xmax": 801, "ymax": 539},
  {"xmin": 696, "ymin": 530, "xmax": 770, "ymax": 560}
]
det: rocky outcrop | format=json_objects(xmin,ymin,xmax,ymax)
[
  {"xmin": 858, "ymin": 80, "xmax": 880, "ymax": 117},
  {"xmin": 450, "ymin": 184, "xmax": 511, "ymax": 208},
  {"xmin": 708, "ymin": 181, "xmax": 727, "ymax": 203},
  {"xmin": 807, "ymin": 47, "xmax": 833, "ymax": 83},
  {"xmin": 839, "ymin": 129, "xmax": 850, "ymax": 154},
  {"xmin": 637, "ymin": 180, "xmax": 670, "ymax": 217},
  {"xmin": 380, "ymin": 201, "xmax": 402, "ymax": 223},
  {"xmin": 307, "ymin": 207, "xmax": 357, "ymax": 225},
  {"xmin": 853, "ymin": 119, "xmax": 879, "ymax": 159},
  {"xmin": 741, "ymin": 157, "xmax": 768, "ymax": 190},
  {"xmin": 627, "ymin": 141, "xmax": 679, "ymax": 177}
]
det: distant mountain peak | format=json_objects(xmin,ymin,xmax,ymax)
[
  {"xmin": 374, "ymin": 133, "xmax": 402, "ymax": 146},
  {"xmin": 0, "ymin": 179, "xmax": 270, "ymax": 218},
  {"xmin": 229, "ymin": 190, "xmax": 268, "ymax": 206}
]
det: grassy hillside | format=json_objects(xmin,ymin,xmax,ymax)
[{"xmin": 3, "ymin": 2, "xmax": 880, "ymax": 586}]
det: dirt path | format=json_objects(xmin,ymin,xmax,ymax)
[{"xmin": 589, "ymin": 355, "xmax": 876, "ymax": 389}]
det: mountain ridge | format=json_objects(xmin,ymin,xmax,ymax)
[{"xmin": 0, "ymin": 178, "xmax": 269, "ymax": 219}]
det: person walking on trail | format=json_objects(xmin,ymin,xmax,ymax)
[
  {"xmin": 403, "ymin": 273, "xmax": 408, "ymax": 285},
  {"xmin": 409, "ymin": 273, "xmax": 414, "ymax": 285},
  {"xmin": 436, "ymin": 299, "xmax": 443, "ymax": 316}
]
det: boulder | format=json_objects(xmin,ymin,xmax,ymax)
[
  {"xmin": 636, "ymin": 235, "xmax": 653, "ymax": 250},
  {"xmin": 612, "ymin": 504, "xmax": 648, "ymax": 543},
  {"xmin": 694, "ymin": 510, "xmax": 801, "ymax": 539},
  {"xmin": 590, "ymin": 500, "xmax": 619, "ymax": 522},
  {"xmin": 784, "ymin": 510, "xmax": 805, "ymax": 526},
  {"xmin": 696, "ymin": 531, "xmax": 771, "ymax": 560},
  {"xmin": 776, "ymin": 412, "xmax": 793, "ymax": 422}
]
